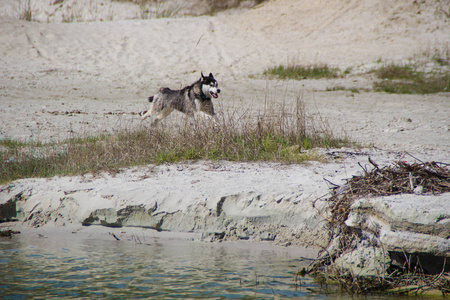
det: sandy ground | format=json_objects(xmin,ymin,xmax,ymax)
[
  {"xmin": 1, "ymin": 0, "xmax": 449, "ymax": 153},
  {"xmin": 0, "ymin": 0, "xmax": 449, "ymax": 244}
]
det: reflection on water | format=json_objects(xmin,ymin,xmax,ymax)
[{"xmin": 0, "ymin": 234, "xmax": 321, "ymax": 299}]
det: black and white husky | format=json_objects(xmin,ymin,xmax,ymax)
[{"xmin": 140, "ymin": 73, "xmax": 221, "ymax": 126}]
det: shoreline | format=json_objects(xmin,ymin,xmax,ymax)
[{"xmin": 1, "ymin": 0, "xmax": 449, "ymax": 294}]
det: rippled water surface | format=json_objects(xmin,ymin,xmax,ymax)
[{"xmin": 0, "ymin": 233, "xmax": 323, "ymax": 299}]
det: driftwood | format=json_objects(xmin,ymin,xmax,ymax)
[
  {"xmin": 311, "ymin": 158, "xmax": 450, "ymax": 295},
  {"xmin": 328, "ymin": 159, "xmax": 450, "ymax": 225}
]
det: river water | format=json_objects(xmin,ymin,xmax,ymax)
[
  {"xmin": 1, "ymin": 231, "xmax": 324, "ymax": 299},
  {"xmin": 0, "ymin": 229, "xmax": 412, "ymax": 299}
]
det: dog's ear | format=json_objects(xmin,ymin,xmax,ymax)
[
  {"xmin": 209, "ymin": 73, "xmax": 213, "ymax": 78},
  {"xmin": 201, "ymin": 72, "xmax": 205, "ymax": 79}
]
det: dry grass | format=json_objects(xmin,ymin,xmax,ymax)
[
  {"xmin": 0, "ymin": 100, "xmax": 350, "ymax": 184},
  {"xmin": 17, "ymin": 0, "xmax": 268, "ymax": 22},
  {"xmin": 419, "ymin": 43, "xmax": 450, "ymax": 67},
  {"xmin": 135, "ymin": 0, "xmax": 183, "ymax": 19},
  {"xmin": 18, "ymin": 0, "xmax": 34, "ymax": 21},
  {"xmin": 116, "ymin": 0, "xmax": 267, "ymax": 18}
]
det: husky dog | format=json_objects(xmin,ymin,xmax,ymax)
[{"xmin": 140, "ymin": 73, "xmax": 221, "ymax": 126}]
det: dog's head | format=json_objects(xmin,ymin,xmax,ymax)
[{"xmin": 201, "ymin": 72, "xmax": 220, "ymax": 99}]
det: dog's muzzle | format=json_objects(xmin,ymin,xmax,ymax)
[{"xmin": 211, "ymin": 88, "xmax": 220, "ymax": 98}]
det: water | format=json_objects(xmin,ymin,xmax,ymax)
[{"xmin": 0, "ymin": 233, "xmax": 322, "ymax": 299}]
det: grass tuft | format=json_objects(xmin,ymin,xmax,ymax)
[
  {"xmin": 18, "ymin": 0, "xmax": 34, "ymax": 21},
  {"xmin": 372, "ymin": 63, "xmax": 418, "ymax": 80},
  {"xmin": 137, "ymin": 0, "xmax": 182, "ymax": 19},
  {"xmin": 372, "ymin": 63, "xmax": 449, "ymax": 94},
  {"xmin": 0, "ymin": 101, "xmax": 350, "ymax": 184},
  {"xmin": 263, "ymin": 64, "xmax": 341, "ymax": 80}
]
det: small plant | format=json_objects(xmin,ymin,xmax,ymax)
[{"xmin": 263, "ymin": 64, "xmax": 341, "ymax": 80}]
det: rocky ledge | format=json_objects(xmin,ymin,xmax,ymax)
[
  {"xmin": 0, "ymin": 160, "xmax": 335, "ymax": 248},
  {"xmin": 322, "ymin": 194, "xmax": 450, "ymax": 278},
  {"xmin": 1, "ymin": 155, "xmax": 449, "ymax": 282}
]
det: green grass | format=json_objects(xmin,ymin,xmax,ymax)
[
  {"xmin": 1, "ymin": 102, "xmax": 351, "ymax": 184},
  {"xmin": 263, "ymin": 64, "xmax": 341, "ymax": 80},
  {"xmin": 372, "ymin": 63, "xmax": 449, "ymax": 94},
  {"xmin": 372, "ymin": 63, "xmax": 418, "ymax": 80},
  {"xmin": 374, "ymin": 75, "xmax": 449, "ymax": 94},
  {"xmin": 0, "ymin": 138, "xmax": 28, "ymax": 148}
]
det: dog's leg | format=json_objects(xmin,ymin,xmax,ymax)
[
  {"xmin": 141, "ymin": 102, "xmax": 157, "ymax": 120},
  {"xmin": 151, "ymin": 107, "xmax": 174, "ymax": 126},
  {"xmin": 195, "ymin": 112, "xmax": 219, "ymax": 126},
  {"xmin": 141, "ymin": 94, "xmax": 159, "ymax": 120}
]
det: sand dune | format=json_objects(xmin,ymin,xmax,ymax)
[{"xmin": 0, "ymin": 0, "xmax": 449, "ymax": 151}]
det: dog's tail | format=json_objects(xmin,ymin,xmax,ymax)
[{"xmin": 148, "ymin": 96, "xmax": 154, "ymax": 103}]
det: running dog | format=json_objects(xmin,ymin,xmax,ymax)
[{"xmin": 140, "ymin": 73, "xmax": 221, "ymax": 126}]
